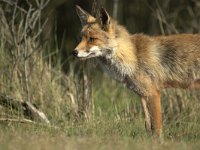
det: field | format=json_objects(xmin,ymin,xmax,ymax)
[
  {"xmin": 1, "ymin": 0, "xmax": 200, "ymax": 149},
  {"xmin": 1, "ymin": 74, "xmax": 200, "ymax": 150},
  {"xmin": 1, "ymin": 124, "xmax": 200, "ymax": 150}
]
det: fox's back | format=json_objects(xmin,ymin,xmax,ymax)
[
  {"xmin": 156, "ymin": 34, "xmax": 200, "ymax": 59},
  {"xmin": 132, "ymin": 34, "xmax": 200, "ymax": 84}
]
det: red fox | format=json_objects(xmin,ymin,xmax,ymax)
[{"xmin": 73, "ymin": 5, "xmax": 200, "ymax": 138}]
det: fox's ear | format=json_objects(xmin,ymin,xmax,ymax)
[
  {"xmin": 76, "ymin": 5, "xmax": 96, "ymax": 26},
  {"xmin": 99, "ymin": 7, "xmax": 111, "ymax": 31}
]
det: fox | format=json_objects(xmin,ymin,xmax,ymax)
[{"xmin": 73, "ymin": 5, "xmax": 200, "ymax": 139}]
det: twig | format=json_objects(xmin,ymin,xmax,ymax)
[
  {"xmin": 155, "ymin": 0, "xmax": 178, "ymax": 34},
  {"xmin": 0, "ymin": 118, "xmax": 58, "ymax": 129},
  {"xmin": 0, "ymin": 94, "xmax": 50, "ymax": 125},
  {"xmin": 23, "ymin": 101, "xmax": 50, "ymax": 124},
  {"xmin": 113, "ymin": 0, "xmax": 119, "ymax": 20},
  {"xmin": 0, "ymin": 6, "xmax": 13, "ymax": 45},
  {"xmin": 0, "ymin": 118, "xmax": 34, "ymax": 123},
  {"xmin": 40, "ymin": 0, "xmax": 50, "ymax": 10},
  {"xmin": 91, "ymin": 0, "xmax": 98, "ymax": 17},
  {"xmin": 1, "ymin": 0, "xmax": 27, "ymax": 13}
]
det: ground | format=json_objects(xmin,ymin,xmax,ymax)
[{"xmin": 1, "ymin": 117, "xmax": 200, "ymax": 150}]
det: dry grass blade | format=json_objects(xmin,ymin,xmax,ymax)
[
  {"xmin": 0, "ymin": 6, "xmax": 13, "ymax": 45},
  {"xmin": 0, "ymin": 118, "xmax": 34, "ymax": 123},
  {"xmin": 0, "ymin": 118, "xmax": 59, "ymax": 129},
  {"xmin": 91, "ymin": 0, "xmax": 98, "ymax": 17}
]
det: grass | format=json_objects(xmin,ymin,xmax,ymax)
[
  {"xmin": 0, "ymin": 49, "xmax": 200, "ymax": 149},
  {"xmin": 1, "ymin": 74, "xmax": 200, "ymax": 149},
  {"xmin": 1, "ymin": 120, "xmax": 200, "ymax": 150}
]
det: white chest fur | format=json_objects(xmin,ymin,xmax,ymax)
[{"xmin": 98, "ymin": 57, "xmax": 134, "ymax": 82}]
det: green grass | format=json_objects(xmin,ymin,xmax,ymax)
[{"xmin": 1, "ymin": 121, "xmax": 200, "ymax": 150}]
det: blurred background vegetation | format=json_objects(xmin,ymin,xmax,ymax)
[{"xmin": 0, "ymin": 0, "xmax": 200, "ymax": 143}]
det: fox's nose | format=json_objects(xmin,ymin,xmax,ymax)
[{"xmin": 72, "ymin": 50, "xmax": 78, "ymax": 56}]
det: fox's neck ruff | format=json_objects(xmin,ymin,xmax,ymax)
[{"xmin": 102, "ymin": 25, "xmax": 137, "ymax": 77}]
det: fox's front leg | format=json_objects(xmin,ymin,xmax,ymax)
[{"xmin": 141, "ymin": 89, "xmax": 162, "ymax": 139}]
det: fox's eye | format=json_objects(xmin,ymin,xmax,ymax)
[{"xmin": 88, "ymin": 37, "xmax": 95, "ymax": 43}]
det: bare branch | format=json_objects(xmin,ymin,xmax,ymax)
[
  {"xmin": 113, "ymin": 0, "xmax": 119, "ymax": 20},
  {"xmin": 91, "ymin": 0, "xmax": 98, "ymax": 17},
  {"xmin": 0, "ymin": 118, "xmax": 34, "ymax": 123},
  {"xmin": 41, "ymin": 0, "xmax": 50, "ymax": 10},
  {"xmin": 11, "ymin": 0, "xmax": 18, "ymax": 47},
  {"xmin": 1, "ymin": 0, "xmax": 27, "ymax": 13},
  {"xmin": 24, "ymin": 101, "xmax": 50, "ymax": 124},
  {"xmin": 0, "ymin": 94, "xmax": 50, "ymax": 124},
  {"xmin": 0, "ymin": 6, "xmax": 13, "ymax": 45},
  {"xmin": 0, "ymin": 118, "xmax": 58, "ymax": 129}
]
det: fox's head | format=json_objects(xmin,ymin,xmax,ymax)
[{"xmin": 73, "ymin": 6, "xmax": 117, "ymax": 60}]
